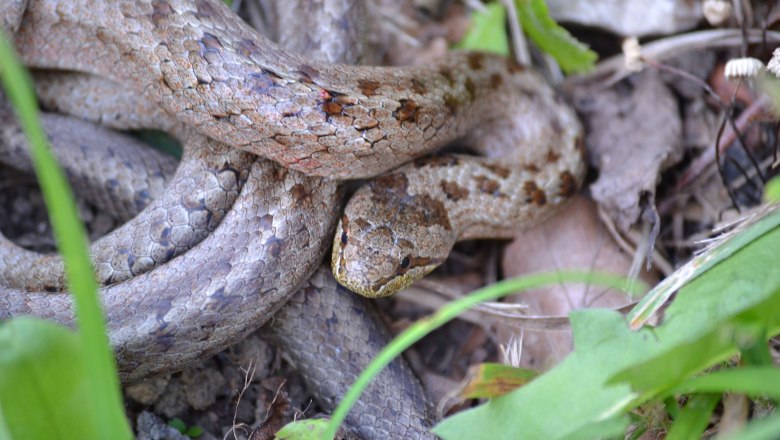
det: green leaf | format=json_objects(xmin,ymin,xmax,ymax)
[
  {"xmin": 669, "ymin": 367, "xmax": 780, "ymax": 401},
  {"xmin": 665, "ymin": 394, "xmax": 720, "ymax": 440},
  {"xmin": 276, "ymin": 419, "xmax": 329, "ymax": 439},
  {"xmin": 514, "ymin": 0, "xmax": 597, "ymax": 74},
  {"xmin": 185, "ymin": 426, "xmax": 204, "ymax": 438},
  {"xmin": 169, "ymin": 418, "xmax": 187, "ymax": 433},
  {"xmin": 433, "ymin": 309, "xmax": 651, "ymax": 439},
  {"xmin": 460, "ymin": 363, "xmax": 538, "ymax": 398},
  {"xmin": 0, "ymin": 318, "xmax": 96, "ymax": 439},
  {"xmin": 765, "ymin": 177, "xmax": 780, "ymax": 203},
  {"xmin": 433, "ymin": 220, "xmax": 780, "ymax": 440},
  {"xmin": 628, "ymin": 206, "xmax": 780, "ymax": 329},
  {"xmin": 455, "ymin": 2, "xmax": 509, "ymax": 56},
  {"xmin": 323, "ymin": 272, "xmax": 640, "ymax": 440},
  {"xmin": 724, "ymin": 413, "xmax": 780, "ymax": 440},
  {"xmin": 0, "ymin": 30, "xmax": 131, "ymax": 440}
]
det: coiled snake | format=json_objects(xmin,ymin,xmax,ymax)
[{"xmin": 0, "ymin": 0, "xmax": 583, "ymax": 437}]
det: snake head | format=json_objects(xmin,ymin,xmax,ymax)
[{"xmin": 331, "ymin": 178, "xmax": 453, "ymax": 298}]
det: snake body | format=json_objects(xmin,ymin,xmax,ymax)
[
  {"xmin": 0, "ymin": 115, "xmax": 252, "ymax": 291},
  {"xmin": 14, "ymin": 0, "xmax": 565, "ymax": 179},
  {"xmin": 1, "ymin": 0, "xmax": 583, "ymax": 437},
  {"xmin": 333, "ymin": 89, "xmax": 584, "ymax": 297}
]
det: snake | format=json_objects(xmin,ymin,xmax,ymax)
[{"xmin": 0, "ymin": 0, "xmax": 583, "ymax": 437}]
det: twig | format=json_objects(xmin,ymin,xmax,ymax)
[
  {"xmin": 570, "ymin": 29, "xmax": 780, "ymax": 86},
  {"xmin": 501, "ymin": 0, "xmax": 530, "ymax": 66}
]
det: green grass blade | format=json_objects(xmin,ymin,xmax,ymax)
[
  {"xmin": 669, "ymin": 367, "xmax": 780, "ymax": 401},
  {"xmin": 321, "ymin": 271, "xmax": 642, "ymax": 439},
  {"xmin": 765, "ymin": 177, "xmax": 780, "ymax": 202},
  {"xmin": 0, "ymin": 33, "xmax": 131, "ymax": 439},
  {"xmin": 665, "ymin": 393, "xmax": 720, "ymax": 440},
  {"xmin": 628, "ymin": 205, "xmax": 780, "ymax": 329},
  {"xmin": 0, "ymin": 405, "xmax": 10, "ymax": 440}
]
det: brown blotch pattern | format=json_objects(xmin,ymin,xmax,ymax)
[
  {"xmin": 358, "ymin": 79, "xmax": 381, "ymax": 96},
  {"xmin": 439, "ymin": 68, "xmax": 456, "ymax": 87},
  {"xmin": 440, "ymin": 180, "xmax": 470, "ymax": 201},
  {"xmin": 409, "ymin": 194, "xmax": 452, "ymax": 230},
  {"xmin": 411, "ymin": 79, "xmax": 427, "ymax": 95},
  {"xmin": 194, "ymin": 0, "xmax": 216, "ymax": 18},
  {"xmin": 506, "ymin": 58, "xmax": 526, "ymax": 74},
  {"xmin": 464, "ymin": 77, "xmax": 476, "ymax": 101},
  {"xmin": 322, "ymin": 101, "xmax": 343, "ymax": 115},
  {"xmin": 200, "ymin": 33, "xmax": 222, "ymax": 52},
  {"xmin": 290, "ymin": 183, "xmax": 310, "ymax": 206},
  {"xmin": 237, "ymin": 39, "xmax": 259, "ymax": 57},
  {"xmin": 271, "ymin": 166, "xmax": 288, "ymax": 182},
  {"xmin": 415, "ymin": 155, "xmax": 460, "ymax": 168},
  {"xmin": 372, "ymin": 173, "xmax": 409, "ymax": 196},
  {"xmin": 546, "ymin": 150, "xmax": 561, "ymax": 163},
  {"xmin": 558, "ymin": 171, "xmax": 578, "ymax": 197},
  {"xmin": 266, "ymin": 237, "xmax": 283, "ymax": 257},
  {"xmin": 395, "ymin": 99, "xmax": 420, "ymax": 123},
  {"xmin": 443, "ymin": 93, "xmax": 461, "ymax": 115},
  {"xmin": 149, "ymin": 0, "xmax": 173, "ymax": 25},
  {"xmin": 247, "ymin": 71, "xmax": 278, "ymax": 95},
  {"xmin": 489, "ymin": 73, "xmax": 503, "ymax": 90},
  {"xmin": 369, "ymin": 175, "xmax": 452, "ymax": 231},
  {"xmin": 523, "ymin": 181, "xmax": 547, "ymax": 206},
  {"xmin": 483, "ymin": 163, "xmax": 511, "ymax": 178},
  {"xmin": 321, "ymin": 91, "xmax": 349, "ymax": 116},
  {"xmin": 523, "ymin": 163, "xmax": 540, "ymax": 173},
  {"xmin": 297, "ymin": 64, "xmax": 319, "ymax": 83},
  {"xmin": 475, "ymin": 175, "xmax": 501, "ymax": 196},
  {"xmin": 467, "ymin": 53, "xmax": 485, "ymax": 70},
  {"xmin": 575, "ymin": 135, "xmax": 586, "ymax": 155}
]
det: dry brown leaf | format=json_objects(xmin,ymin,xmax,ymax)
[
  {"xmin": 499, "ymin": 196, "xmax": 659, "ymax": 370},
  {"xmin": 575, "ymin": 70, "xmax": 684, "ymax": 230}
]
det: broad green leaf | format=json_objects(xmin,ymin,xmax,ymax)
[
  {"xmin": 611, "ymin": 225, "xmax": 780, "ymax": 399},
  {"xmin": 665, "ymin": 394, "xmax": 720, "ymax": 440},
  {"xmin": 460, "ymin": 363, "xmax": 537, "ymax": 398},
  {"xmin": 0, "ymin": 318, "xmax": 96, "ymax": 439},
  {"xmin": 276, "ymin": 419, "xmax": 329, "ymax": 439},
  {"xmin": 455, "ymin": 2, "xmax": 509, "ymax": 55},
  {"xmin": 514, "ymin": 0, "xmax": 596, "ymax": 73},
  {"xmin": 434, "ymin": 222, "xmax": 780, "ymax": 440}
]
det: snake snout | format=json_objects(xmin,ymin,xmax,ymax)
[{"xmin": 331, "ymin": 194, "xmax": 450, "ymax": 298}]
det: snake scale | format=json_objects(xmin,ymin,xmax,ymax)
[{"xmin": 0, "ymin": 0, "xmax": 583, "ymax": 437}]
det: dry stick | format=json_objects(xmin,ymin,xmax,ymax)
[{"xmin": 573, "ymin": 29, "xmax": 780, "ymax": 86}]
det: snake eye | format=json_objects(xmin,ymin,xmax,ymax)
[
  {"xmin": 340, "ymin": 231, "xmax": 348, "ymax": 245},
  {"xmin": 400, "ymin": 256, "xmax": 411, "ymax": 269}
]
